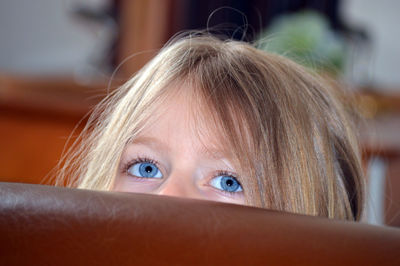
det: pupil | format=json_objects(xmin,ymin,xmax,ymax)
[
  {"xmin": 145, "ymin": 166, "xmax": 153, "ymax": 173},
  {"xmin": 226, "ymin": 179, "xmax": 233, "ymax": 187}
]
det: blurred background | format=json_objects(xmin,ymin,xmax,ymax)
[{"xmin": 0, "ymin": 0, "xmax": 399, "ymax": 227}]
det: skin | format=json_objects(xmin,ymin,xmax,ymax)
[{"xmin": 113, "ymin": 86, "xmax": 245, "ymax": 205}]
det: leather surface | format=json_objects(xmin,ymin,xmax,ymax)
[{"xmin": 1, "ymin": 182, "xmax": 399, "ymax": 266}]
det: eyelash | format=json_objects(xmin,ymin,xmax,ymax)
[{"xmin": 122, "ymin": 156, "xmax": 243, "ymax": 195}]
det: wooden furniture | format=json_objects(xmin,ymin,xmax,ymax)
[
  {"xmin": 0, "ymin": 75, "xmax": 107, "ymax": 184},
  {"xmin": 116, "ymin": 0, "xmax": 178, "ymax": 76},
  {"xmin": 361, "ymin": 114, "xmax": 400, "ymax": 227}
]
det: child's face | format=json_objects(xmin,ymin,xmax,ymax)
[{"xmin": 114, "ymin": 86, "xmax": 245, "ymax": 205}]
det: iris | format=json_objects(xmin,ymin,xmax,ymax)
[
  {"xmin": 128, "ymin": 162, "xmax": 162, "ymax": 178},
  {"xmin": 210, "ymin": 175, "xmax": 243, "ymax": 193},
  {"xmin": 220, "ymin": 176, "xmax": 241, "ymax": 192}
]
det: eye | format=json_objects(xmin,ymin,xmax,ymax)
[
  {"xmin": 127, "ymin": 161, "xmax": 163, "ymax": 178},
  {"xmin": 210, "ymin": 175, "xmax": 243, "ymax": 193}
]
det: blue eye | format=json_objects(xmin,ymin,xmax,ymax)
[
  {"xmin": 128, "ymin": 161, "xmax": 163, "ymax": 178},
  {"xmin": 210, "ymin": 175, "xmax": 243, "ymax": 193}
]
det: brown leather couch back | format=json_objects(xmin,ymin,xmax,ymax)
[{"xmin": 1, "ymin": 182, "xmax": 400, "ymax": 265}]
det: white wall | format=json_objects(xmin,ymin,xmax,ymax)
[
  {"xmin": 0, "ymin": 0, "xmax": 107, "ymax": 77},
  {"xmin": 342, "ymin": 0, "xmax": 400, "ymax": 91}
]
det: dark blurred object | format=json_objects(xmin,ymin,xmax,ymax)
[
  {"xmin": 183, "ymin": 0, "xmax": 347, "ymax": 40},
  {"xmin": 69, "ymin": 1, "xmax": 118, "ymax": 83}
]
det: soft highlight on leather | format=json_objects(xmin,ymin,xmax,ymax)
[{"xmin": 1, "ymin": 182, "xmax": 399, "ymax": 265}]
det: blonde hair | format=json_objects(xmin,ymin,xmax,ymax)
[{"xmin": 57, "ymin": 34, "xmax": 364, "ymax": 221}]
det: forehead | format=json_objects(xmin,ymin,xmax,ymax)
[{"xmin": 135, "ymin": 82, "xmax": 231, "ymax": 158}]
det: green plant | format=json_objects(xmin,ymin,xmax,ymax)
[{"xmin": 257, "ymin": 10, "xmax": 345, "ymax": 75}]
